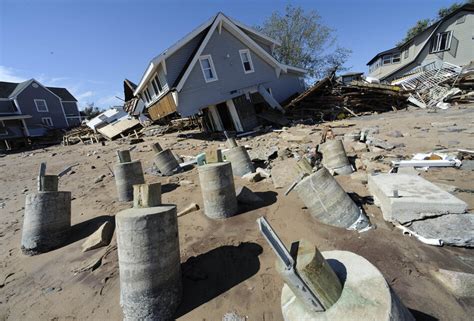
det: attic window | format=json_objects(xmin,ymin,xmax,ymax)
[
  {"xmin": 430, "ymin": 31, "xmax": 452, "ymax": 53},
  {"xmin": 199, "ymin": 55, "xmax": 218, "ymax": 83},
  {"xmin": 239, "ymin": 49, "xmax": 254, "ymax": 73},
  {"xmin": 34, "ymin": 99, "xmax": 48, "ymax": 112}
]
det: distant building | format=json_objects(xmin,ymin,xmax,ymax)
[
  {"xmin": 337, "ymin": 72, "xmax": 364, "ymax": 85},
  {"xmin": 131, "ymin": 12, "xmax": 306, "ymax": 132},
  {"xmin": 367, "ymin": 3, "xmax": 474, "ymax": 82},
  {"xmin": 0, "ymin": 78, "xmax": 80, "ymax": 149}
]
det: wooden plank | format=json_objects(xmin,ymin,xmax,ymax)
[{"xmin": 148, "ymin": 93, "xmax": 177, "ymax": 121}]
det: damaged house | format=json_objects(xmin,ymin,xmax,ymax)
[
  {"xmin": 367, "ymin": 3, "xmax": 474, "ymax": 82},
  {"xmin": 131, "ymin": 12, "xmax": 306, "ymax": 132},
  {"xmin": 0, "ymin": 79, "xmax": 80, "ymax": 149}
]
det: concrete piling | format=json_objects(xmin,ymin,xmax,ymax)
[
  {"xmin": 198, "ymin": 162, "xmax": 238, "ymax": 219},
  {"xmin": 280, "ymin": 250, "xmax": 415, "ymax": 321},
  {"xmin": 114, "ymin": 152, "xmax": 145, "ymax": 202},
  {"xmin": 319, "ymin": 139, "xmax": 353, "ymax": 175},
  {"xmin": 226, "ymin": 146, "xmax": 255, "ymax": 177},
  {"xmin": 116, "ymin": 186, "xmax": 181, "ymax": 320},
  {"xmin": 152, "ymin": 142, "xmax": 163, "ymax": 154},
  {"xmin": 295, "ymin": 167, "xmax": 369, "ymax": 230},
  {"xmin": 21, "ymin": 175, "xmax": 71, "ymax": 255},
  {"xmin": 154, "ymin": 149, "xmax": 180, "ymax": 176}
]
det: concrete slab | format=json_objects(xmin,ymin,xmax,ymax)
[
  {"xmin": 408, "ymin": 214, "xmax": 474, "ymax": 247},
  {"xmin": 368, "ymin": 174, "xmax": 467, "ymax": 223},
  {"xmin": 432, "ymin": 268, "xmax": 474, "ymax": 298}
]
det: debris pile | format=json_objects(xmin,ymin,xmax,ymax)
[{"xmin": 285, "ymin": 76, "xmax": 408, "ymax": 121}]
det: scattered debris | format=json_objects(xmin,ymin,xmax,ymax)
[
  {"xmin": 177, "ymin": 203, "xmax": 200, "ymax": 217},
  {"xmin": 94, "ymin": 174, "xmax": 107, "ymax": 183},
  {"xmin": 82, "ymin": 220, "xmax": 114, "ymax": 252}
]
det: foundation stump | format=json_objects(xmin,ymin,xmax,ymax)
[
  {"xmin": 319, "ymin": 140, "xmax": 353, "ymax": 175},
  {"xmin": 198, "ymin": 162, "xmax": 238, "ymax": 219},
  {"xmin": 226, "ymin": 146, "xmax": 255, "ymax": 177},
  {"xmin": 154, "ymin": 149, "xmax": 180, "ymax": 176},
  {"xmin": 281, "ymin": 250, "xmax": 415, "ymax": 321},
  {"xmin": 116, "ymin": 201, "xmax": 181, "ymax": 320},
  {"xmin": 114, "ymin": 160, "xmax": 145, "ymax": 202}
]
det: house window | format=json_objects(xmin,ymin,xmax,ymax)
[
  {"xmin": 34, "ymin": 99, "xmax": 48, "ymax": 112},
  {"xmin": 0, "ymin": 121, "xmax": 8, "ymax": 135},
  {"xmin": 382, "ymin": 55, "xmax": 392, "ymax": 65},
  {"xmin": 199, "ymin": 55, "xmax": 218, "ymax": 83},
  {"xmin": 42, "ymin": 117, "xmax": 53, "ymax": 127},
  {"xmin": 430, "ymin": 31, "xmax": 452, "ymax": 53},
  {"xmin": 152, "ymin": 76, "xmax": 163, "ymax": 96},
  {"xmin": 392, "ymin": 53, "xmax": 401, "ymax": 63},
  {"xmin": 143, "ymin": 88, "xmax": 152, "ymax": 103},
  {"xmin": 239, "ymin": 49, "xmax": 254, "ymax": 73}
]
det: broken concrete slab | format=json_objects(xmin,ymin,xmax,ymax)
[
  {"xmin": 235, "ymin": 186, "xmax": 263, "ymax": 204},
  {"xmin": 271, "ymin": 158, "xmax": 299, "ymax": 189},
  {"xmin": 348, "ymin": 142, "xmax": 368, "ymax": 153},
  {"xmin": 255, "ymin": 167, "xmax": 271, "ymax": 178},
  {"xmin": 343, "ymin": 130, "xmax": 361, "ymax": 142},
  {"xmin": 408, "ymin": 214, "xmax": 474, "ymax": 247},
  {"xmin": 432, "ymin": 268, "xmax": 474, "ymax": 298},
  {"xmin": 368, "ymin": 174, "xmax": 468, "ymax": 224},
  {"xmin": 82, "ymin": 220, "xmax": 114, "ymax": 252},
  {"xmin": 350, "ymin": 171, "xmax": 368, "ymax": 184},
  {"xmin": 243, "ymin": 172, "xmax": 263, "ymax": 183},
  {"xmin": 366, "ymin": 137, "xmax": 395, "ymax": 150}
]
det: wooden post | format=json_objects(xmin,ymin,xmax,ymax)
[
  {"xmin": 295, "ymin": 240, "xmax": 342, "ymax": 309},
  {"xmin": 117, "ymin": 150, "xmax": 132, "ymax": 163},
  {"xmin": 133, "ymin": 183, "xmax": 162, "ymax": 208},
  {"xmin": 205, "ymin": 149, "xmax": 223, "ymax": 163},
  {"xmin": 151, "ymin": 142, "xmax": 163, "ymax": 154}
]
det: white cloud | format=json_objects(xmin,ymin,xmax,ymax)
[
  {"xmin": 0, "ymin": 66, "xmax": 27, "ymax": 82},
  {"xmin": 75, "ymin": 91, "xmax": 94, "ymax": 101},
  {"xmin": 96, "ymin": 94, "xmax": 122, "ymax": 108}
]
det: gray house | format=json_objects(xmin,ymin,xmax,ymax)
[
  {"xmin": 132, "ymin": 12, "xmax": 306, "ymax": 132},
  {"xmin": 367, "ymin": 3, "xmax": 474, "ymax": 82},
  {"xmin": 0, "ymin": 78, "xmax": 80, "ymax": 149}
]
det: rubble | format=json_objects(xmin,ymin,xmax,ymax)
[{"xmin": 82, "ymin": 220, "xmax": 114, "ymax": 252}]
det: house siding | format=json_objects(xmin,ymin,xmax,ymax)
[
  {"xmin": 62, "ymin": 101, "xmax": 80, "ymax": 116},
  {"xmin": 15, "ymin": 82, "xmax": 69, "ymax": 130},
  {"xmin": 177, "ymin": 28, "xmax": 304, "ymax": 116},
  {"xmin": 369, "ymin": 10, "xmax": 474, "ymax": 81}
]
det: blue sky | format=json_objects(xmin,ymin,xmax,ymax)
[{"xmin": 0, "ymin": 0, "xmax": 462, "ymax": 109}]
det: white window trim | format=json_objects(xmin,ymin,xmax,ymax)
[
  {"xmin": 430, "ymin": 31, "xmax": 452, "ymax": 53},
  {"xmin": 199, "ymin": 55, "xmax": 218, "ymax": 83},
  {"xmin": 239, "ymin": 49, "xmax": 255, "ymax": 74},
  {"xmin": 0, "ymin": 120, "xmax": 8, "ymax": 136},
  {"xmin": 42, "ymin": 117, "xmax": 53, "ymax": 127},
  {"xmin": 34, "ymin": 99, "xmax": 49, "ymax": 112}
]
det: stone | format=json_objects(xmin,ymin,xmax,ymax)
[
  {"xmin": 360, "ymin": 127, "xmax": 379, "ymax": 141},
  {"xmin": 387, "ymin": 130, "xmax": 403, "ymax": 138},
  {"xmin": 82, "ymin": 220, "xmax": 114, "ymax": 252},
  {"xmin": 256, "ymin": 167, "xmax": 271, "ymax": 178},
  {"xmin": 366, "ymin": 137, "xmax": 395, "ymax": 150},
  {"xmin": 355, "ymin": 159, "xmax": 365, "ymax": 170},
  {"xmin": 243, "ymin": 172, "xmax": 263, "ymax": 183},
  {"xmin": 271, "ymin": 158, "xmax": 299, "ymax": 189},
  {"xmin": 350, "ymin": 142, "xmax": 368, "ymax": 153},
  {"xmin": 248, "ymin": 146, "xmax": 278, "ymax": 161},
  {"xmin": 343, "ymin": 130, "xmax": 361, "ymax": 142},
  {"xmin": 350, "ymin": 171, "xmax": 368, "ymax": 184},
  {"xmin": 368, "ymin": 174, "xmax": 468, "ymax": 224},
  {"xmin": 94, "ymin": 174, "xmax": 106, "ymax": 183},
  {"xmin": 281, "ymin": 250, "xmax": 414, "ymax": 321},
  {"xmin": 408, "ymin": 214, "xmax": 474, "ymax": 247},
  {"xmin": 236, "ymin": 186, "xmax": 263, "ymax": 204},
  {"xmin": 432, "ymin": 268, "xmax": 474, "ymax": 298}
]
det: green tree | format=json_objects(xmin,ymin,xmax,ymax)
[
  {"xmin": 80, "ymin": 102, "xmax": 101, "ymax": 120},
  {"xmin": 257, "ymin": 4, "xmax": 351, "ymax": 79},
  {"xmin": 438, "ymin": 2, "xmax": 464, "ymax": 18}
]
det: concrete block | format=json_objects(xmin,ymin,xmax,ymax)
[
  {"xmin": 408, "ymin": 214, "xmax": 474, "ymax": 247},
  {"xmin": 368, "ymin": 174, "xmax": 468, "ymax": 223},
  {"xmin": 432, "ymin": 268, "xmax": 474, "ymax": 298},
  {"xmin": 281, "ymin": 250, "xmax": 414, "ymax": 321}
]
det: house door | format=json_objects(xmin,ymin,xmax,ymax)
[{"xmin": 216, "ymin": 102, "xmax": 235, "ymax": 131}]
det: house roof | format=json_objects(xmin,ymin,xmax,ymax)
[
  {"xmin": 47, "ymin": 87, "xmax": 77, "ymax": 101},
  {"xmin": 133, "ymin": 12, "xmax": 305, "ymax": 96},
  {"xmin": 367, "ymin": 3, "xmax": 474, "ymax": 66},
  {"xmin": 0, "ymin": 79, "xmax": 77, "ymax": 101}
]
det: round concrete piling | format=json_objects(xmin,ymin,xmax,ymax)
[
  {"xmin": 116, "ymin": 205, "xmax": 182, "ymax": 321},
  {"xmin": 37, "ymin": 175, "xmax": 58, "ymax": 192},
  {"xmin": 154, "ymin": 149, "xmax": 180, "ymax": 176},
  {"xmin": 198, "ymin": 162, "xmax": 238, "ymax": 219},
  {"xmin": 295, "ymin": 167, "xmax": 368, "ymax": 230},
  {"xmin": 21, "ymin": 191, "xmax": 71, "ymax": 255},
  {"xmin": 319, "ymin": 140, "xmax": 353, "ymax": 175},
  {"xmin": 114, "ymin": 161, "xmax": 145, "ymax": 202},
  {"xmin": 226, "ymin": 146, "xmax": 255, "ymax": 177},
  {"xmin": 117, "ymin": 149, "xmax": 132, "ymax": 163},
  {"xmin": 281, "ymin": 250, "xmax": 415, "ymax": 321}
]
